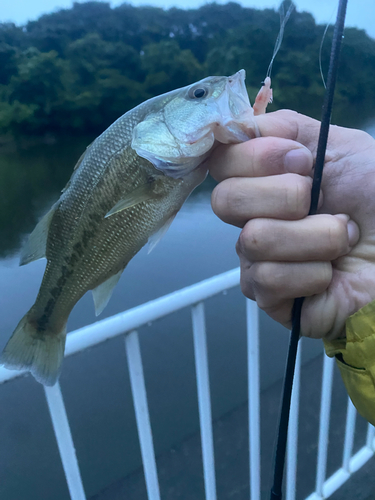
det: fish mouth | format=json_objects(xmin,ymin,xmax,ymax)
[
  {"xmin": 214, "ymin": 69, "xmax": 258, "ymax": 143},
  {"xmin": 226, "ymin": 69, "xmax": 251, "ymax": 111}
]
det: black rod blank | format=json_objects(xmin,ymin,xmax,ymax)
[{"xmin": 269, "ymin": 1, "xmax": 348, "ymax": 498}]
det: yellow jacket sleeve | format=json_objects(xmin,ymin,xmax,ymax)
[{"xmin": 324, "ymin": 300, "xmax": 375, "ymax": 426}]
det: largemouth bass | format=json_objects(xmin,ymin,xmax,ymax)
[{"xmin": 0, "ymin": 70, "xmax": 270, "ymax": 386}]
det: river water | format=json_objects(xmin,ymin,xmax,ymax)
[{"xmin": 0, "ymin": 120, "xmax": 374, "ymax": 499}]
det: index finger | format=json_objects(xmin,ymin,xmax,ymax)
[
  {"xmin": 208, "ymin": 135, "xmax": 313, "ymax": 182},
  {"xmin": 254, "ymin": 109, "xmax": 322, "ymax": 151},
  {"xmin": 207, "ymin": 110, "xmax": 319, "ymax": 182}
]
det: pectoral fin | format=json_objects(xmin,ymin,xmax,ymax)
[
  {"xmin": 92, "ymin": 269, "xmax": 123, "ymax": 316},
  {"xmin": 105, "ymin": 182, "xmax": 156, "ymax": 218},
  {"xmin": 20, "ymin": 204, "xmax": 57, "ymax": 266}
]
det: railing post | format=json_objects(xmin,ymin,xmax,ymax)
[
  {"xmin": 125, "ymin": 330, "xmax": 161, "ymax": 500},
  {"xmin": 342, "ymin": 398, "xmax": 356, "ymax": 472},
  {"xmin": 286, "ymin": 345, "xmax": 302, "ymax": 500},
  {"xmin": 366, "ymin": 424, "xmax": 375, "ymax": 450},
  {"xmin": 192, "ymin": 302, "xmax": 217, "ymax": 500},
  {"xmin": 315, "ymin": 355, "xmax": 335, "ymax": 497},
  {"xmin": 246, "ymin": 299, "xmax": 260, "ymax": 500},
  {"xmin": 44, "ymin": 383, "xmax": 86, "ymax": 500}
]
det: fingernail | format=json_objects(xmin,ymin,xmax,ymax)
[
  {"xmin": 347, "ymin": 220, "xmax": 360, "ymax": 247},
  {"xmin": 334, "ymin": 214, "xmax": 359, "ymax": 247},
  {"xmin": 284, "ymin": 149, "xmax": 312, "ymax": 174}
]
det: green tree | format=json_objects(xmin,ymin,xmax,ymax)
[
  {"xmin": 67, "ymin": 33, "xmax": 144, "ymax": 85},
  {"xmin": 142, "ymin": 40, "xmax": 204, "ymax": 95},
  {"xmin": 0, "ymin": 2, "xmax": 375, "ymax": 137},
  {"xmin": 0, "ymin": 43, "xmax": 20, "ymax": 85},
  {"xmin": 7, "ymin": 48, "xmax": 69, "ymax": 132}
]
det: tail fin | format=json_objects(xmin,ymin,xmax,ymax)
[{"xmin": 0, "ymin": 315, "xmax": 66, "ymax": 386}]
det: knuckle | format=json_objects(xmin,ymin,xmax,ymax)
[
  {"xmin": 248, "ymin": 262, "xmax": 286, "ymax": 310},
  {"xmin": 320, "ymin": 262, "xmax": 333, "ymax": 286},
  {"xmin": 237, "ymin": 230, "xmax": 249, "ymax": 258},
  {"xmin": 275, "ymin": 110, "xmax": 300, "ymax": 140},
  {"xmin": 235, "ymin": 237, "xmax": 242, "ymax": 257},
  {"xmin": 305, "ymin": 262, "xmax": 332, "ymax": 295},
  {"xmin": 251, "ymin": 262, "xmax": 275, "ymax": 290},
  {"xmin": 237, "ymin": 229, "xmax": 250, "ymax": 258},
  {"xmin": 327, "ymin": 218, "xmax": 347, "ymax": 256},
  {"xmin": 240, "ymin": 219, "xmax": 270, "ymax": 257},
  {"xmin": 285, "ymin": 174, "xmax": 311, "ymax": 218},
  {"xmin": 211, "ymin": 182, "xmax": 231, "ymax": 218},
  {"xmin": 240, "ymin": 140, "xmax": 257, "ymax": 171},
  {"xmin": 240, "ymin": 275, "xmax": 255, "ymax": 300},
  {"xmin": 239, "ymin": 265, "xmax": 256, "ymax": 300},
  {"xmin": 211, "ymin": 180, "xmax": 245, "ymax": 221},
  {"xmin": 278, "ymin": 109, "xmax": 299, "ymax": 120},
  {"xmin": 211, "ymin": 184, "xmax": 224, "ymax": 216}
]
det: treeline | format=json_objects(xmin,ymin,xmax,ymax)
[{"xmin": 1, "ymin": 1, "xmax": 375, "ymax": 138}]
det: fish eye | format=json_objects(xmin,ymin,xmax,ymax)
[{"xmin": 188, "ymin": 86, "xmax": 209, "ymax": 99}]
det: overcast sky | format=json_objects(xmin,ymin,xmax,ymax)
[{"xmin": 1, "ymin": 0, "xmax": 374, "ymax": 39}]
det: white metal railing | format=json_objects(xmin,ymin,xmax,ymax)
[
  {"xmin": 192, "ymin": 302, "xmax": 217, "ymax": 500},
  {"xmin": 304, "ymin": 354, "xmax": 375, "ymax": 500},
  {"xmin": 44, "ymin": 383, "xmax": 86, "ymax": 500},
  {"xmin": 286, "ymin": 346, "xmax": 301, "ymax": 500},
  {"xmin": 247, "ymin": 298, "xmax": 261, "ymax": 500},
  {"xmin": 125, "ymin": 330, "xmax": 161, "ymax": 500},
  {"xmin": 0, "ymin": 267, "xmax": 374, "ymax": 500}
]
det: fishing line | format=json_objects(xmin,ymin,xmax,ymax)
[
  {"xmin": 266, "ymin": 1, "xmax": 294, "ymax": 79},
  {"xmin": 269, "ymin": 1, "xmax": 348, "ymax": 499},
  {"xmin": 319, "ymin": 22, "xmax": 331, "ymax": 89},
  {"xmin": 319, "ymin": 7, "xmax": 337, "ymax": 89}
]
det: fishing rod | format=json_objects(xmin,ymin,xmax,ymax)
[{"xmin": 270, "ymin": 1, "xmax": 348, "ymax": 498}]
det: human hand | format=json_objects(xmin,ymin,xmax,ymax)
[{"xmin": 207, "ymin": 110, "xmax": 375, "ymax": 340}]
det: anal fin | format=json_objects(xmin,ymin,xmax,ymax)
[{"xmin": 92, "ymin": 269, "xmax": 123, "ymax": 316}]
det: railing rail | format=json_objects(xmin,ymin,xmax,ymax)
[
  {"xmin": 1, "ymin": 267, "xmax": 374, "ymax": 500},
  {"xmin": 0, "ymin": 268, "xmax": 240, "ymax": 384}
]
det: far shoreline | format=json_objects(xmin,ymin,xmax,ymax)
[{"xmin": 0, "ymin": 132, "xmax": 96, "ymax": 154}]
